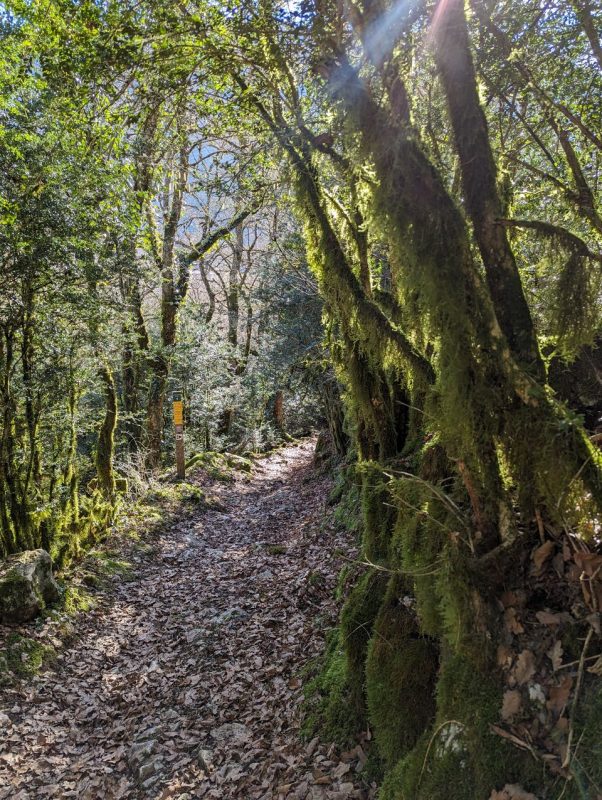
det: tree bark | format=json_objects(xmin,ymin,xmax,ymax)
[
  {"xmin": 433, "ymin": 0, "xmax": 544, "ymax": 377},
  {"xmin": 96, "ymin": 364, "xmax": 117, "ymax": 499}
]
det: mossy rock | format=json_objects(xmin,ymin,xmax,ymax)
[
  {"xmin": 147, "ymin": 482, "xmax": 209, "ymax": 508},
  {"xmin": 366, "ymin": 576, "xmax": 438, "ymax": 767},
  {"xmin": 185, "ymin": 452, "xmax": 234, "ymax": 481},
  {"xmin": 0, "ymin": 549, "xmax": 61, "ymax": 624},
  {"xmin": 223, "ymin": 452, "xmax": 254, "ymax": 472}
]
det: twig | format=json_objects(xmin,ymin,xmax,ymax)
[
  {"xmin": 334, "ymin": 550, "xmax": 442, "ymax": 577},
  {"xmin": 417, "ymin": 721, "xmax": 465, "ymax": 792},
  {"xmin": 557, "ymin": 652, "xmax": 602, "ymax": 670},
  {"xmin": 535, "ymin": 507, "xmax": 546, "ymax": 544},
  {"xmin": 490, "ymin": 724, "xmax": 539, "ymax": 758}
]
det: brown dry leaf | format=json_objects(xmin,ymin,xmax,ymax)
[
  {"xmin": 587, "ymin": 655, "xmax": 602, "ymax": 676},
  {"xmin": 532, "ymin": 540, "xmax": 555, "ymax": 571},
  {"xmin": 513, "ymin": 650, "xmax": 536, "ymax": 685},
  {"xmin": 566, "ymin": 563, "xmax": 582, "ymax": 582},
  {"xmin": 536, "ymin": 611, "xmax": 561, "ymax": 626},
  {"xmin": 506, "ymin": 784, "xmax": 539, "ymax": 800},
  {"xmin": 489, "ymin": 785, "xmax": 539, "ymax": 800},
  {"xmin": 500, "ymin": 592, "xmax": 520, "ymax": 608},
  {"xmin": 552, "ymin": 552, "xmax": 565, "ymax": 577},
  {"xmin": 546, "ymin": 676, "xmax": 573, "ymax": 714},
  {"xmin": 504, "ymin": 608, "xmax": 525, "ymax": 635},
  {"xmin": 497, "ymin": 644, "xmax": 513, "ymax": 669},
  {"xmin": 555, "ymin": 716, "xmax": 569, "ymax": 734},
  {"xmin": 0, "ymin": 443, "xmax": 372, "ymax": 800},
  {"xmin": 573, "ymin": 551, "xmax": 602, "ymax": 577},
  {"xmin": 501, "ymin": 690, "xmax": 522, "ymax": 721},
  {"xmin": 547, "ymin": 640, "xmax": 563, "ymax": 671}
]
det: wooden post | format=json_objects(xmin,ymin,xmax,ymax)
[{"xmin": 172, "ymin": 389, "xmax": 185, "ymax": 480}]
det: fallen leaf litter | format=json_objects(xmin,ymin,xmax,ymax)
[{"xmin": 0, "ymin": 440, "xmax": 375, "ymax": 800}]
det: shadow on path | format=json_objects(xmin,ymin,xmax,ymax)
[{"xmin": 0, "ymin": 440, "xmax": 372, "ymax": 800}]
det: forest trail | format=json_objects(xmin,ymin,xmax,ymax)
[{"xmin": 0, "ymin": 441, "xmax": 372, "ymax": 800}]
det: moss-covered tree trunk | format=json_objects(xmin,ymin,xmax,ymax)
[
  {"xmin": 228, "ymin": 5, "xmax": 602, "ymax": 797},
  {"xmin": 96, "ymin": 364, "xmax": 117, "ymax": 499},
  {"xmin": 146, "ymin": 353, "xmax": 168, "ymax": 469},
  {"xmin": 145, "ymin": 138, "xmax": 188, "ymax": 469}
]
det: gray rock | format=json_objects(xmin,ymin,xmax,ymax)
[
  {"xmin": 196, "ymin": 747, "xmax": 214, "ymax": 772},
  {"xmin": 210, "ymin": 608, "xmax": 245, "ymax": 625},
  {"xmin": 128, "ymin": 739, "xmax": 157, "ymax": 767},
  {"xmin": 185, "ymin": 628, "xmax": 205, "ymax": 644},
  {"xmin": 134, "ymin": 725, "xmax": 162, "ymax": 741},
  {"xmin": 138, "ymin": 757, "xmax": 163, "ymax": 782},
  {"xmin": 0, "ymin": 550, "xmax": 60, "ymax": 624},
  {"xmin": 210, "ymin": 722, "xmax": 250, "ymax": 744}
]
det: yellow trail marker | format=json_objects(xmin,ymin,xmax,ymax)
[
  {"xmin": 173, "ymin": 400, "xmax": 183, "ymax": 426},
  {"xmin": 172, "ymin": 391, "xmax": 185, "ymax": 479}
]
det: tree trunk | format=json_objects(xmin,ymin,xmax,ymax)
[
  {"xmin": 433, "ymin": 0, "xmax": 544, "ymax": 377},
  {"xmin": 273, "ymin": 390, "xmax": 285, "ymax": 432},
  {"xmin": 96, "ymin": 364, "xmax": 117, "ymax": 498},
  {"xmin": 146, "ymin": 354, "xmax": 168, "ymax": 469}
]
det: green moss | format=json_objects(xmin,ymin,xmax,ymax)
[
  {"xmin": 266, "ymin": 544, "xmax": 287, "ymax": 555},
  {"xmin": 388, "ymin": 475, "xmax": 485, "ymax": 658},
  {"xmin": 223, "ymin": 452, "xmax": 254, "ymax": 472},
  {"xmin": 389, "ymin": 480, "xmax": 445, "ymax": 638},
  {"xmin": 340, "ymin": 568, "xmax": 389, "ymax": 715},
  {"xmin": 85, "ymin": 548, "xmax": 132, "ymax": 576},
  {"xmin": 63, "ymin": 584, "xmax": 95, "ymax": 614},
  {"xmin": 568, "ymin": 679, "xmax": 602, "ymax": 799},
  {"xmin": 302, "ymin": 628, "xmax": 364, "ymax": 744},
  {"xmin": 185, "ymin": 452, "xmax": 234, "ymax": 482},
  {"xmin": 366, "ymin": 575, "xmax": 438, "ymax": 767},
  {"xmin": 359, "ymin": 462, "xmax": 396, "ymax": 561},
  {"xmin": 147, "ymin": 482, "xmax": 214, "ymax": 509},
  {"xmin": 2, "ymin": 634, "xmax": 56, "ymax": 678},
  {"xmin": 302, "ymin": 568, "xmax": 388, "ymax": 745},
  {"xmin": 333, "ymin": 473, "xmax": 362, "ymax": 536},
  {"xmin": 328, "ymin": 469, "xmax": 349, "ymax": 505},
  {"xmin": 380, "ymin": 653, "xmax": 541, "ymax": 800}
]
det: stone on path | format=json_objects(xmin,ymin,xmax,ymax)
[{"xmin": 0, "ymin": 549, "xmax": 60, "ymax": 624}]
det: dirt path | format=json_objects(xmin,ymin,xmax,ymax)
[{"xmin": 0, "ymin": 441, "xmax": 373, "ymax": 800}]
